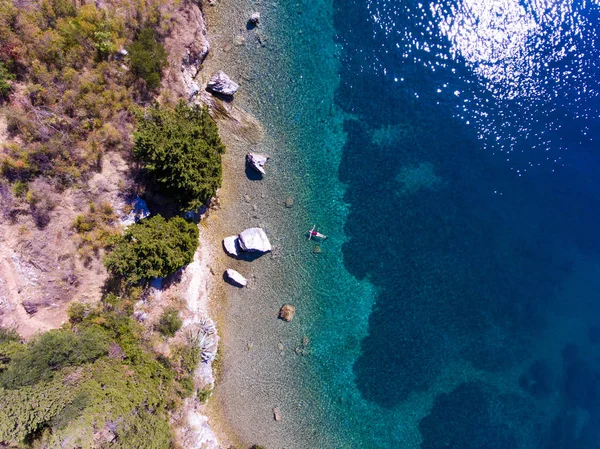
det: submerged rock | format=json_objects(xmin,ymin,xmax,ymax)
[
  {"xmin": 225, "ymin": 269, "xmax": 247, "ymax": 287},
  {"xmin": 207, "ymin": 71, "xmax": 239, "ymax": 96},
  {"xmin": 246, "ymin": 153, "xmax": 270, "ymax": 175},
  {"xmin": 223, "ymin": 236, "xmax": 241, "ymax": 257},
  {"xmin": 272, "ymin": 407, "xmax": 281, "ymax": 421},
  {"xmin": 238, "ymin": 227, "xmax": 272, "ymax": 252},
  {"xmin": 278, "ymin": 304, "xmax": 296, "ymax": 322}
]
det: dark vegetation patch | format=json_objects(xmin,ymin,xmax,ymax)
[
  {"xmin": 128, "ymin": 27, "xmax": 168, "ymax": 91},
  {"xmin": 133, "ymin": 102, "xmax": 226, "ymax": 213},
  {"xmin": 104, "ymin": 214, "xmax": 199, "ymax": 285},
  {"xmin": 156, "ymin": 306, "xmax": 183, "ymax": 337},
  {"xmin": 0, "ymin": 291, "xmax": 202, "ymax": 448}
]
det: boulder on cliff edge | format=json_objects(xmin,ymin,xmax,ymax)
[{"xmin": 207, "ymin": 71, "xmax": 239, "ymax": 96}]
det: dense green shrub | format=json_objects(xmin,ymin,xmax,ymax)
[
  {"xmin": 0, "ymin": 358, "xmax": 174, "ymax": 448},
  {"xmin": 1, "ymin": 327, "xmax": 110, "ymax": 388},
  {"xmin": 133, "ymin": 102, "xmax": 226, "ymax": 212},
  {"xmin": 0, "ymin": 61, "xmax": 15, "ymax": 97},
  {"xmin": 0, "ymin": 376, "xmax": 78, "ymax": 444},
  {"xmin": 104, "ymin": 215, "xmax": 198, "ymax": 284},
  {"xmin": 157, "ymin": 307, "xmax": 183, "ymax": 337},
  {"xmin": 174, "ymin": 343, "xmax": 201, "ymax": 374},
  {"xmin": 0, "ymin": 293, "xmax": 179, "ymax": 447},
  {"xmin": 0, "ymin": 327, "xmax": 22, "ymax": 372},
  {"xmin": 127, "ymin": 27, "xmax": 168, "ymax": 90},
  {"xmin": 197, "ymin": 387, "xmax": 212, "ymax": 403}
]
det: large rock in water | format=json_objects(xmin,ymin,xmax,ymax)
[
  {"xmin": 225, "ymin": 269, "xmax": 247, "ymax": 287},
  {"xmin": 238, "ymin": 228, "xmax": 272, "ymax": 252},
  {"xmin": 246, "ymin": 153, "xmax": 270, "ymax": 175},
  {"xmin": 223, "ymin": 236, "xmax": 241, "ymax": 257},
  {"xmin": 278, "ymin": 304, "xmax": 296, "ymax": 322},
  {"xmin": 207, "ymin": 71, "xmax": 239, "ymax": 96}
]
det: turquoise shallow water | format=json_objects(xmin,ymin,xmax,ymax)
[{"xmin": 213, "ymin": 0, "xmax": 600, "ymax": 447}]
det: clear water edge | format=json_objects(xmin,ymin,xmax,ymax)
[
  {"xmin": 201, "ymin": 0, "xmax": 600, "ymax": 448},
  {"xmin": 199, "ymin": 0, "xmax": 378, "ymax": 447}
]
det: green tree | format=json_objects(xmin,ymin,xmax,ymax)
[
  {"xmin": 133, "ymin": 102, "xmax": 226, "ymax": 212},
  {"xmin": 127, "ymin": 27, "xmax": 168, "ymax": 90},
  {"xmin": 0, "ymin": 62, "xmax": 15, "ymax": 98},
  {"xmin": 156, "ymin": 307, "xmax": 182, "ymax": 337},
  {"xmin": 104, "ymin": 215, "xmax": 198, "ymax": 284},
  {"xmin": 1, "ymin": 327, "xmax": 109, "ymax": 389}
]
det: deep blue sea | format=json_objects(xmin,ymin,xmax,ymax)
[
  {"xmin": 216, "ymin": 0, "xmax": 600, "ymax": 447},
  {"xmin": 324, "ymin": 0, "xmax": 600, "ymax": 446}
]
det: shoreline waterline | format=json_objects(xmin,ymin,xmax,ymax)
[{"xmin": 196, "ymin": 0, "xmax": 379, "ymax": 447}]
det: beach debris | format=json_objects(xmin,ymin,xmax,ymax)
[
  {"xmin": 207, "ymin": 70, "xmax": 239, "ymax": 96},
  {"xmin": 225, "ymin": 268, "xmax": 248, "ymax": 287},
  {"xmin": 284, "ymin": 196, "xmax": 294, "ymax": 208},
  {"xmin": 238, "ymin": 227, "xmax": 272, "ymax": 252},
  {"xmin": 188, "ymin": 317, "xmax": 218, "ymax": 363},
  {"xmin": 272, "ymin": 407, "xmax": 281, "ymax": 421},
  {"xmin": 278, "ymin": 304, "xmax": 296, "ymax": 322},
  {"xmin": 246, "ymin": 153, "xmax": 270, "ymax": 175},
  {"xmin": 120, "ymin": 196, "xmax": 150, "ymax": 227},
  {"xmin": 249, "ymin": 12, "xmax": 261, "ymax": 25},
  {"xmin": 209, "ymin": 196, "xmax": 221, "ymax": 210},
  {"xmin": 223, "ymin": 235, "xmax": 241, "ymax": 257}
]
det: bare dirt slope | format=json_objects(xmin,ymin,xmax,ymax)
[{"xmin": 0, "ymin": 151, "xmax": 131, "ymax": 339}]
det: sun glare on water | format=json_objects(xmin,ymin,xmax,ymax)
[{"xmin": 365, "ymin": 0, "xmax": 600, "ymax": 173}]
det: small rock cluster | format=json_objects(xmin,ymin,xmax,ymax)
[{"xmin": 222, "ymin": 228, "xmax": 272, "ymax": 288}]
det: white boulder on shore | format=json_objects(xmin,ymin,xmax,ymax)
[
  {"xmin": 206, "ymin": 71, "xmax": 239, "ymax": 96},
  {"xmin": 246, "ymin": 153, "xmax": 270, "ymax": 175},
  {"xmin": 223, "ymin": 235, "xmax": 241, "ymax": 257},
  {"xmin": 225, "ymin": 269, "xmax": 247, "ymax": 287},
  {"xmin": 238, "ymin": 227, "xmax": 272, "ymax": 252}
]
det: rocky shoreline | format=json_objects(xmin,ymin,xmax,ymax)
[{"xmin": 163, "ymin": 0, "xmax": 273, "ymax": 447}]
